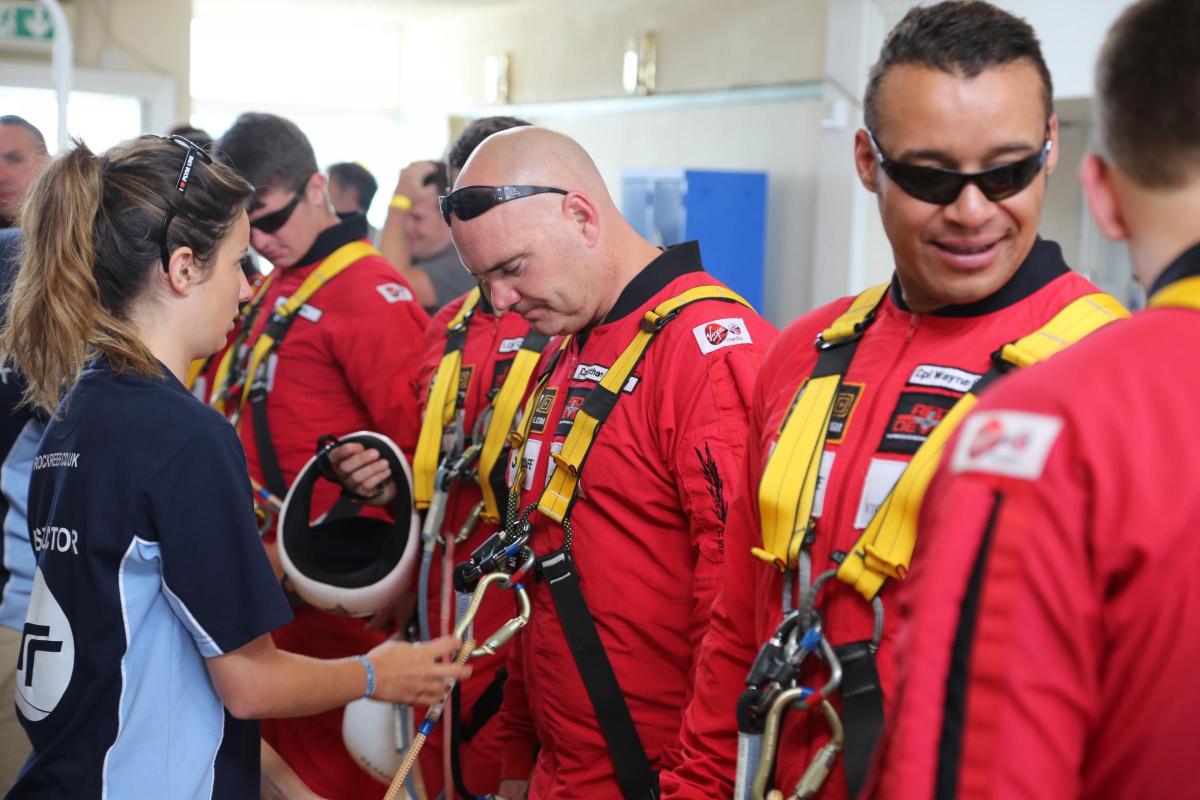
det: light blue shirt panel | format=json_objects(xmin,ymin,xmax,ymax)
[
  {"xmin": 101, "ymin": 538, "xmax": 225, "ymax": 800},
  {"xmin": 0, "ymin": 418, "xmax": 44, "ymax": 629}
]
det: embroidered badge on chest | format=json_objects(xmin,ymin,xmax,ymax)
[
  {"xmin": 879, "ymin": 391, "xmax": 959, "ymax": 455},
  {"xmin": 826, "ymin": 382, "xmax": 864, "ymax": 443}
]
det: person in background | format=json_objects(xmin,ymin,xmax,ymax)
[
  {"xmin": 213, "ymin": 112, "xmax": 430, "ymax": 800},
  {"xmin": 328, "ymin": 161, "xmax": 381, "ymax": 245},
  {"xmin": 0, "ymin": 116, "xmax": 48, "ymax": 229},
  {"xmin": 380, "ymin": 159, "xmax": 476, "ymax": 312},
  {"xmin": 333, "ymin": 114, "xmax": 535, "ymax": 798}
]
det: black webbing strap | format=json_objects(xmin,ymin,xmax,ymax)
[
  {"xmin": 540, "ymin": 548, "xmax": 659, "ymax": 800},
  {"xmin": 249, "ymin": 388, "xmax": 288, "ymax": 497},
  {"xmin": 449, "ymin": 667, "xmax": 509, "ymax": 800},
  {"xmin": 832, "ymin": 640, "xmax": 885, "ymax": 799}
]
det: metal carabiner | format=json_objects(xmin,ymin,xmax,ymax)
[
  {"xmin": 774, "ymin": 699, "xmax": 845, "ymax": 800},
  {"xmin": 453, "ymin": 571, "xmax": 532, "ymax": 658},
  {"xmin": 751, "ymin": 628, "xmax": 845, "ymax": 800}
]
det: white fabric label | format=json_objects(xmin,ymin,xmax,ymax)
[
  {"xmin": 375, "ymin": 282, "xmax": 414, "ymax": 304},
  {"xmin": 571, "ymin": 363, "xmax": 639, "ymax": 392},
  {"xmin": 951, "ymin": 410, "xmax": 1063, "ymax": 479},
  {"xmin": 545, "ymin": 441, "xmax": 563, "ymax": 487},
  {"xmin": 297, "ymin": 303, "xmax": 323, "ymax": 323},
  {"xmin": 812, "ymin": 450, "xmax": 836, "ymax": 519},
  {"xmin": 693, "ymin": 317, "xmax": 753, "ymax": 354},
  {"xmin": 498, "ymin": 337, "xmax": 524, "ymax": 354},
  {"xmin": 853, "ymin": 457, "xmax": 909, "ymax": 529},
  {"xmin": 907, "ymin": 364, "xmax": 981, "ymax": 393}
]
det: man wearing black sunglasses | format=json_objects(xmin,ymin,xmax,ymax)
[
  {"xmin": 663, "ymin": 4, "xmax": 1123, "ymax": 800},
  {"xmin": 873, "ymin": 1, "xmax": 1200, "ymax": 797},
  {"xmin": 427, "ymin": 125, "xmax": 778, "ymax": 799},
  {"xmin": 212, "ymin": 112, "xmax": 432, "ymax": 800}
]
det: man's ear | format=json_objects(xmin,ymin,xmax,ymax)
[
  {"xmin": 1080, "ymin": 153, "xmax": 1130, "ymax": 242},
  {"xmin": 854, "ymin": 129, "xmax": 881, "ymax": 194},
  {"xmin": 165, "ymin": 246, "xmax": 198, "ymax": 295},
  {"xmin": 564, "ymin": 191, "xmax": 601, "ymax": 247}
]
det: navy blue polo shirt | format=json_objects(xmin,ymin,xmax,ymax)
[{"xmin": 8, "ymin": 358, "xmax": 293, "ymax": 799}]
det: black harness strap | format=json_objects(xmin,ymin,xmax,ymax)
[
  {"xmin": 832, "ymin": 640, "xmax": 885, "ymax": 798},
  {"xmin": 449, "ymin": 667, "xmax": 509, "ymax": 799},
  {"xmin": 540, "ymin": 548, "xmax": 658, "ymax": 800}
]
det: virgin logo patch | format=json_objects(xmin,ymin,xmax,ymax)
[
  {"xmin": 693, "ymin": 318, "xmax": 752, "ymax": 354},
  {"xmin": 375, "ymin": 283, "xmax": 414, "ymax": 304},
  {"xmin": 951, "ymin": 410, "xmax": 1063, "ymax": 479}
]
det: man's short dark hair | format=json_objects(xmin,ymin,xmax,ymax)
[
  {"xmin": 327, "ymin": 161, "xmax": 378, "ymax": 211},
  {"xmin": 0, "ymin": 115, "xmax": 47, "ymax": 154},
  {"xmin": 1097, "ymin": 0, "xmax": 1200, "ymax": 188},
  {"xmin": 214, "ymin": 112, "xmax": 318, "ymax": 205},
  {"xmin": 863, "ymin": 1, "xmax": 1053, "ymax": 136},
  {"xmin": 447, "ymin": 116, "xmax": 531, "ymax": 173},
  {"xmin": 167, "ymin": 124, "xmax": 214, "ymax": 153},
  {"xmin": 424, "ymin": 160, "xmax": 449, "ymax": 196}
]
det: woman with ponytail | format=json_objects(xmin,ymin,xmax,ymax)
[{"xmin": 1, "ymin": 137, "xmax": 467, "ymax": 800}]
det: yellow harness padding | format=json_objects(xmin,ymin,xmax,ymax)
[
  {"xmin": 184, "ymin": 358, "xmax": 207, "ymax": 391},
  {"xmin": 1148, "ymin": 275, "xmax": 1200, "ymax": 310},
  {"xmin": 210, "ymin": 272, "xmax": 277, "ymax": 413},
  {"xmin": 477, "ymin": 331, "xmax": 550, "ymax": 523},
  {"xmin": 224, "ymin": 241, "xmax": 378, "ymax": 420},
  {"xmin": 754, "ymin": 287, "xmax": 1127, "ymax": 600},
  {"xmin": 505, "ymin": 286, "xmax": 752, "ymax": 525},
  {"xmin": 537, "ymin": 285, "xmax": 751, "ymax": 524},
  {"xmin": 414, "ymin": 288, "xmax": 481, "ymax": 509},
  {"xmin": 752, "ymin": 283, "xmax": 889, "ymax": 571}
]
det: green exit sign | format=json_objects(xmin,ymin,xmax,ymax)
[{"xmin": 0, "ymin": 3, "xmax": 54, "ymax": 43}]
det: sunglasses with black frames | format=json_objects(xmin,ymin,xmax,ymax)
[
  {"xmin": 439, "ymin": 185, "xmax": 568, "ymax": 226},
  {"xmin": 158, "ymin": 135, "xmax": 213, "ymax": 271},
  {"xmin": 867, "ymin": 131, "xmax": 1053, "ymax": 206},
  {"xmin": 249, "ymin": 185, "xmax": 306, "ymax": 234}
]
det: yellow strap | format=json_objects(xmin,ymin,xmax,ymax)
[
  {"xmin": 236, "ymin": 241, "xmax": 378, "ymax": 419},
  {"xmin": 1148, "ymin": 275, "xmax": 1200, "ymax": 311},
  {"xmin": 835, "ymin": 292, "xmax": 1128, "ymax": 600},
  {"xmin": 752, "ymin": 284, "xmax": 890, "ymax": 571},
  {"xmin": 184, "ymin": 358, "xmax": 207, "ymax": 390},
  {"xmin": 820, "ymin": 283, "xmax": 889, "ymax": 344},
  {"xmin": 506, "ymin": 338, "xmax": 570, "ymax": 514},
  {"xmin": 477, "ymin": 334, "xmax": 548, "ymax": 523},
  {"xmin": 538, "ymin": 285, "xmax": 751, "ymax": 524},
  {"xmin": 211, "ymin": 272, "xmax": 276, "ymax": 415},
  {"xmin": 414, "ymin": 288, "xmax": 482, "ymax": 508}
]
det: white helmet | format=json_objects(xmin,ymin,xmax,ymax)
[
  {"xmin": 343, "ymin": 696, "xmax": 409, "ymax": 784},
  {"xmin": 277, "ymin": 431, "xmax": 419, "ymax": 616}
]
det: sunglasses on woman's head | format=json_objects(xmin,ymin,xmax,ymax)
[
  {"xmin": 439, "ymin": 185, "xmax": 568, "ymax": 226},
  {"xmin": 868, "ymin": 131, "xmax": 1052, "ymax": 206},
  {"xmin": 158, "ymin": 135, "xmax": 214, "ymax": 272}
]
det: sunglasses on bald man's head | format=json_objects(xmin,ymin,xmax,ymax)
[
  {"xmin": 868, "ymin": 131, "xmax": 1053, "ymax": 205},
  {"xmin": 439, "ymin": 185, "xmax": 568, "ymax": 226}
]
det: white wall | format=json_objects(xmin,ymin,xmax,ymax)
[{"xmin": 542, "ymin": 98, "xmax": 822, "ymax": 324}]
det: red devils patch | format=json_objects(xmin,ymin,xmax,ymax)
[{"xmin": 878, "ymin": 391, "xmax": 959, "ymax": 455}]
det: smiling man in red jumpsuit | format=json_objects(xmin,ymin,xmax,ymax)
[
  {"xmin": 660, "ymin": 4, "xmax": 1125, "ymax": 799},
  {"xmin": 447, "ymin": 127, "xmax": 777, "ymax": 799},
  {"xmin": 870, "ymin": 2, "xmax": 1200, "ymax": 797},
  {"xmin": 214, "ymin": 112, "xmax": 429, "ymax": 800}
]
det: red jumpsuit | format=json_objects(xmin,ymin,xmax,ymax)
[
  {"xmin": 414, "ymin": 290, "xmax": 546, "ymax": 798},
  {"xmin": 233, "ymin": 217, "xmax": 430, "ymax": 799},
  {"xmin": 497, "ymin": 242, "xmax": 778, "ymax": 798},
  {"xmin": 661, "ymin": 240, "xmax": 1103, "ymax": 800},
  {"xmin": 869, "ymin": 246, "xmax": 1200, "ymax": 800}
]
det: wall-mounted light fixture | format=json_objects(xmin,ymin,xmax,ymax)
[
  {"xmin": 622, "ymin": 32, "xmax": 657, "ymax": 96},
  {"xmin": 484, "ymin": 53, "xmax": 510, "ymax": 104}
]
